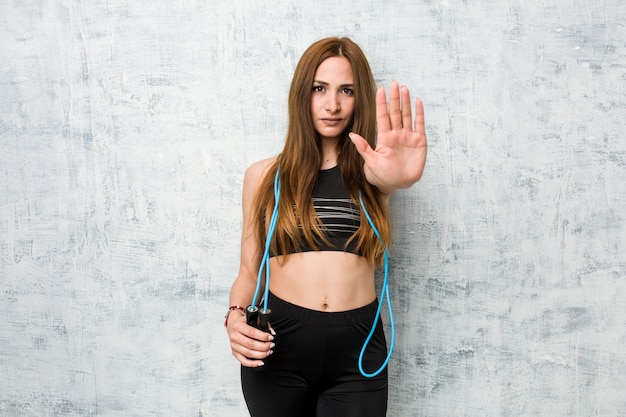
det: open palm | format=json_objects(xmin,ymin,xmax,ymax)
[{"xmin": 350, "ymin": 80, "xmax": 427, "ymax": 195}]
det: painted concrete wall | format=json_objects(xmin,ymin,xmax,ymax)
[{"xmin": 1, "ymin": 1, "xmax": 625, "ymax": 416}]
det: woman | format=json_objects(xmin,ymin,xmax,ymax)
[{"xmin": 225, "ymin": 37, "xmax": 427, "ymax": 417}]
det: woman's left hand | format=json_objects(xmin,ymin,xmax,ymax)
[{"xmin": 349, "ymin": 80, "xmax": 427, "ymax": 195}]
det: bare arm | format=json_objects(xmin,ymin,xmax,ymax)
[{"xmin": 226, "ymin": 158, "xmax": 276, "ymax": 367}]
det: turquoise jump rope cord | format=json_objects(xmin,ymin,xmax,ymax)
[
  {"xmin": 251, "ymin": 168, "xmax": 281, "ymax": 310},
  {"xmin": 357, "ymin": 191, "xmax": 395, "ymax": 378}
]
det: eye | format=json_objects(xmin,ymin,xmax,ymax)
[
  {"xmin": 312, "ymin": 85, "xmax": 325, "ymax": 92},
  {"xmin": 341, "ymin": 87, "xmax": 354, "ymax": 96}
]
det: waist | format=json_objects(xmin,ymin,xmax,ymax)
[
  {"xmin": 266, "ymin": 292, "xmax": 378, "ymax": 325},
  {"xmin": 268, "ymin": 251, "xmax": 375, "ymax": 311}
]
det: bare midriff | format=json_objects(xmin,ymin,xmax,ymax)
[{"xmin": 268, "ymin": 251, "xmax": 376, "ymax": 312}]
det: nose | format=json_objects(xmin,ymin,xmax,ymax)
[{"xmin": 325, "ymin": 93, "xmax": 340, "ymax": 113}]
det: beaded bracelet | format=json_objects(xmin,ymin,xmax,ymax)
[{"xmin": 224, "ymin": 305, "xmax": 246, "ymax": 328}]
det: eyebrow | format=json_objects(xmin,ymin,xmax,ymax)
[{"xmin": 313, "ymin": 80, "xmax": 355, "ymax": 88}]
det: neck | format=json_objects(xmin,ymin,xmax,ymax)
[{"xmin": 320, "ymin": 137, "xmax": 339, "ymax": 169}]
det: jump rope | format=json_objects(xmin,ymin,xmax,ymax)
[{"xmin": 247, "ymin": 168, "xmax": 395, "ymax": 378}]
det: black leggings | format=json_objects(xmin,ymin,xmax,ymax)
[{"xmin": 241, "ymin": 292, "xmax": 388, "ymax": 417}]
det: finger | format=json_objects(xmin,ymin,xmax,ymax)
[
  {"xmin": 349, "ymin": 132, "xmax": 376, "ymax": 166},
  {"xmin": 376, "ymin": 86, "xmax": 390, "ymax": 133},
  {"xmin": 401, "ymin": 85, "xmax": 413, "ymax": 131},
  {"xmin": 232, "ymin": 318, "xmax": 274, "ymax": 341},
  {"xmin": 229, "ymin": 322, "xmax": 274, "ymax": 353},
  {"xmin": 234, "ymin": 351, "xmax": 267, "ymax": 368},
  {"xmin": 235, "ymin": 338, "xmax": 275, "ymax": 359},
  {"xmin": 231, "ymin": 332, "xmax": 275, "ymax": 359},
  {"xmin": 250, "ymin": 326, "xmax": 274, "ymax": 342},
  {"xmin": 241, "ymin": 325, "xmax": 275, "ymax": 343},
  {"xmin": 388, "ymin": 80, "xmax": 402, "ymax": 130},
  {"xmin": 413, "ymin": 97, "xmax": 426, "ymax": 135}
]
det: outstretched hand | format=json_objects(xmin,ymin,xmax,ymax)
[{"xmin": 349, "ymin": 80, "xmax": 427, "ymax": 195}]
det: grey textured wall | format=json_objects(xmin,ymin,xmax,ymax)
[{"xmin": 1, "ymin": 1, "xmax": 625, "ymax": 416}]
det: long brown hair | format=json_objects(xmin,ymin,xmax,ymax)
[{"xmin": 252, "ymin": 37, "xmax": 390, "ymax": 266}]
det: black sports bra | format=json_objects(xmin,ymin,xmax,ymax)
[{"xmin": 272, "ymin": 166, "xmax": 361, "ymax": 256}]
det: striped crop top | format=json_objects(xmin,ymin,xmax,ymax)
[{"xmin": 273, "ymin": 165, "xmax": 361, "ymax": 256}]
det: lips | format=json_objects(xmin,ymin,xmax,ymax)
[{"xmin": 320, "ymin": 118, "xmax": 343, "ymax": 126}]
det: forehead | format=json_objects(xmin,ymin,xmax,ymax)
[{"xmin": 314, "ymin": 56, "xmax": 354, "ymax": 83}]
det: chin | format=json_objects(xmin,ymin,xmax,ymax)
[{"xmin": 320, "ymin": 129, "xmax": 345, "ymax": 140}]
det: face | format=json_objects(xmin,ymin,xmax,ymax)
[{"xmin": 310, "ymin": 56, "xmax": 355, "ymax": 142}]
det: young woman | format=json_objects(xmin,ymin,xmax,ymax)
[{"xmin": 225, "ymin": 37, "xmax": 427, "ymax": 417}]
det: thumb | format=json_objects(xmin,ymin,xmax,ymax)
[{"xmin": 349, "ymin": 132, "xmax": 374, "ymax": 161}]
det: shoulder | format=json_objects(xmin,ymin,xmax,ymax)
[
  {"xmin": 243, "ymin": 157, "xmax": 276, "ymax": 193},
  {"xmin": 245, "ymin": 157, "xmax": 276, "ymax": 179}
]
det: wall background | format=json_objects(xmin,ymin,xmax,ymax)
[{"xmin": 1, "ymin": 1, "xmax": 625, "ymax": 416}]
